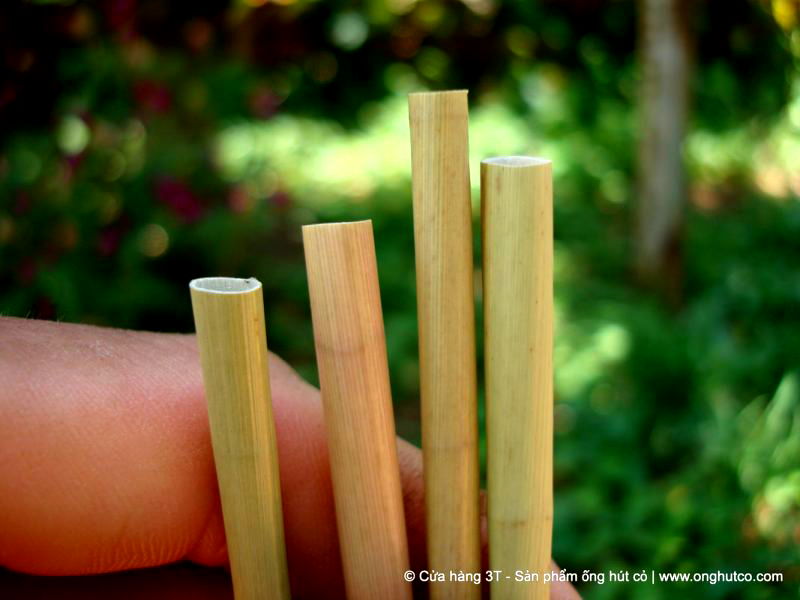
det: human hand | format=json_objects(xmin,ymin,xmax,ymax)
[{"xmin": 0, "ymin": 316, "xmax": 579, "ymax": 599}]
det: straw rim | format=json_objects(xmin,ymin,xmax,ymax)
[
  {"xmin": 189, "ymin": 277, "xmax": 262, "ymax": 294},
  {"xmin": 482, "ymin": 156, "xmax": 551, "ymax": 168},
  {"xmin": 301, "ymin": 219, "xmax": 372, "ymax": 232}
]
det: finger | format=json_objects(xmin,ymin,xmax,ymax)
[
  {"xmin": 0, "ymin": 317, "xmax": 418, "ymax": 599},
  {"xmin": 0, "ymin": 563, "xmax": 234, "ymax": 600}
]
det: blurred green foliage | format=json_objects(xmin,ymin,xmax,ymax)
[{"xmin": 1, "ymin": 0, "xmax": 800, "ymax": 597}]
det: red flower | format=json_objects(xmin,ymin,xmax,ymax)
[
  {"xmin": 271, "ymin": 190, "xmax": 291, "ymax": 209},
  {"xmin": 249, "ymin": 86, "xmax": 281, "ymax": 120},
  {"xmin": 154, "ymin": 176, "xmax": 203, "ymax": 223},
  {"xmin": 104, "ymin": 0, "xmax": 137, "ymax": 35},
  {"xmin": 97, "ymin": 226, "xmax": 123, "ymax": 256},
  {"xmin": 134, "ymin": 80, "xmax": 172, "ymax": 114}
]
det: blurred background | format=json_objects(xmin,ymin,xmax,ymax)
[{"xmin": 1, "ymin": 0, "xmax": 799, "ymax": 597}]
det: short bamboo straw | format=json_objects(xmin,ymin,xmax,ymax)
[
  {"xmin": 481, "ymin": 157, "xmax": 553, "ymax": 599},
  {"xmin": 408, "ymin": 90, "xmax": 480, "ymax": 600},
  {"xmin": 189, "ymin": 277, "xmax": 290, "ymax": 600},
  {"xmin": 302, "ymin": 221, "xmax": 412, "ymax": 600}
]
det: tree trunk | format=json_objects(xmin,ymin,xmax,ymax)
[{"xmin": 636, "ymin": 0, "xmax": 692, "ymax": 300}]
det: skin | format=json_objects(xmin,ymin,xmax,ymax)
[{"xmin": 0, "ymin": 316, "xmax": 579, "ymax": 599}]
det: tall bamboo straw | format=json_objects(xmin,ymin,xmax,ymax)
[
  {"xmin": 302, "ymin": 221, "xmax": 412, "ymax": 600},
  {"xmin": 189, "ymin": 277, "xmax": 290, "ymax": 600},
  {"xmin": 408, "ymin": 90, "xmax": 480, "ymax": 600},
  {"xmin": 481, "ymin": 157, "xmax": 553, "ymax": 599}
]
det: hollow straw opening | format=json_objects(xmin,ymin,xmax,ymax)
[
  {"xmin": 482, "ymin": 156, "xmax": 551, "ymax": 167},
  {"xmin": 189, "ymin": 277, "xmax": 261, "ymax": 294}
]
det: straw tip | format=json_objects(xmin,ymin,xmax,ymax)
[
  {"xmin": 189, "ymin": 277, "xmax": 262, "ymax": 294},
  {"xmin": 482, "ymin": 156, "xmax": 551, "ymax": 168},
  {"xmin": 301, "ymin": 220, "xmax": 372, "ymax": 233},
  {"xmin": 408, "ymin": 89, "xmax": 468, "ymax": 99}
]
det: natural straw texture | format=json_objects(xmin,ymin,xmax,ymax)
[
  {"xmin": 302, "ymin": 221, "xmax": 412, "ymax": 600},
  {"xmin": 408, "ymin": 90, "xmax": 480, "ymax": 600},
  {"xmin": 481, "ymin": 157, "xmax": 554, "ymax": 599},
  {"xmin": 189, "ymin": 277, "xmax": 290, "ymax": 600}
]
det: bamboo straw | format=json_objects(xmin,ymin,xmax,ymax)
[
  {"xmin": 481, "ymin": 157, "xmax": 553, "ymax": 599},
  {"xmin": 408, "ymin": 90, "xmax": 480, "ymax": 599},
  {"xmin": 302, "ymin": 221, "xmax": 412, "ymax": 600},
  {"xmin": 189, "ymin": 277, "xmax": 290, "ymax": 600}
]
